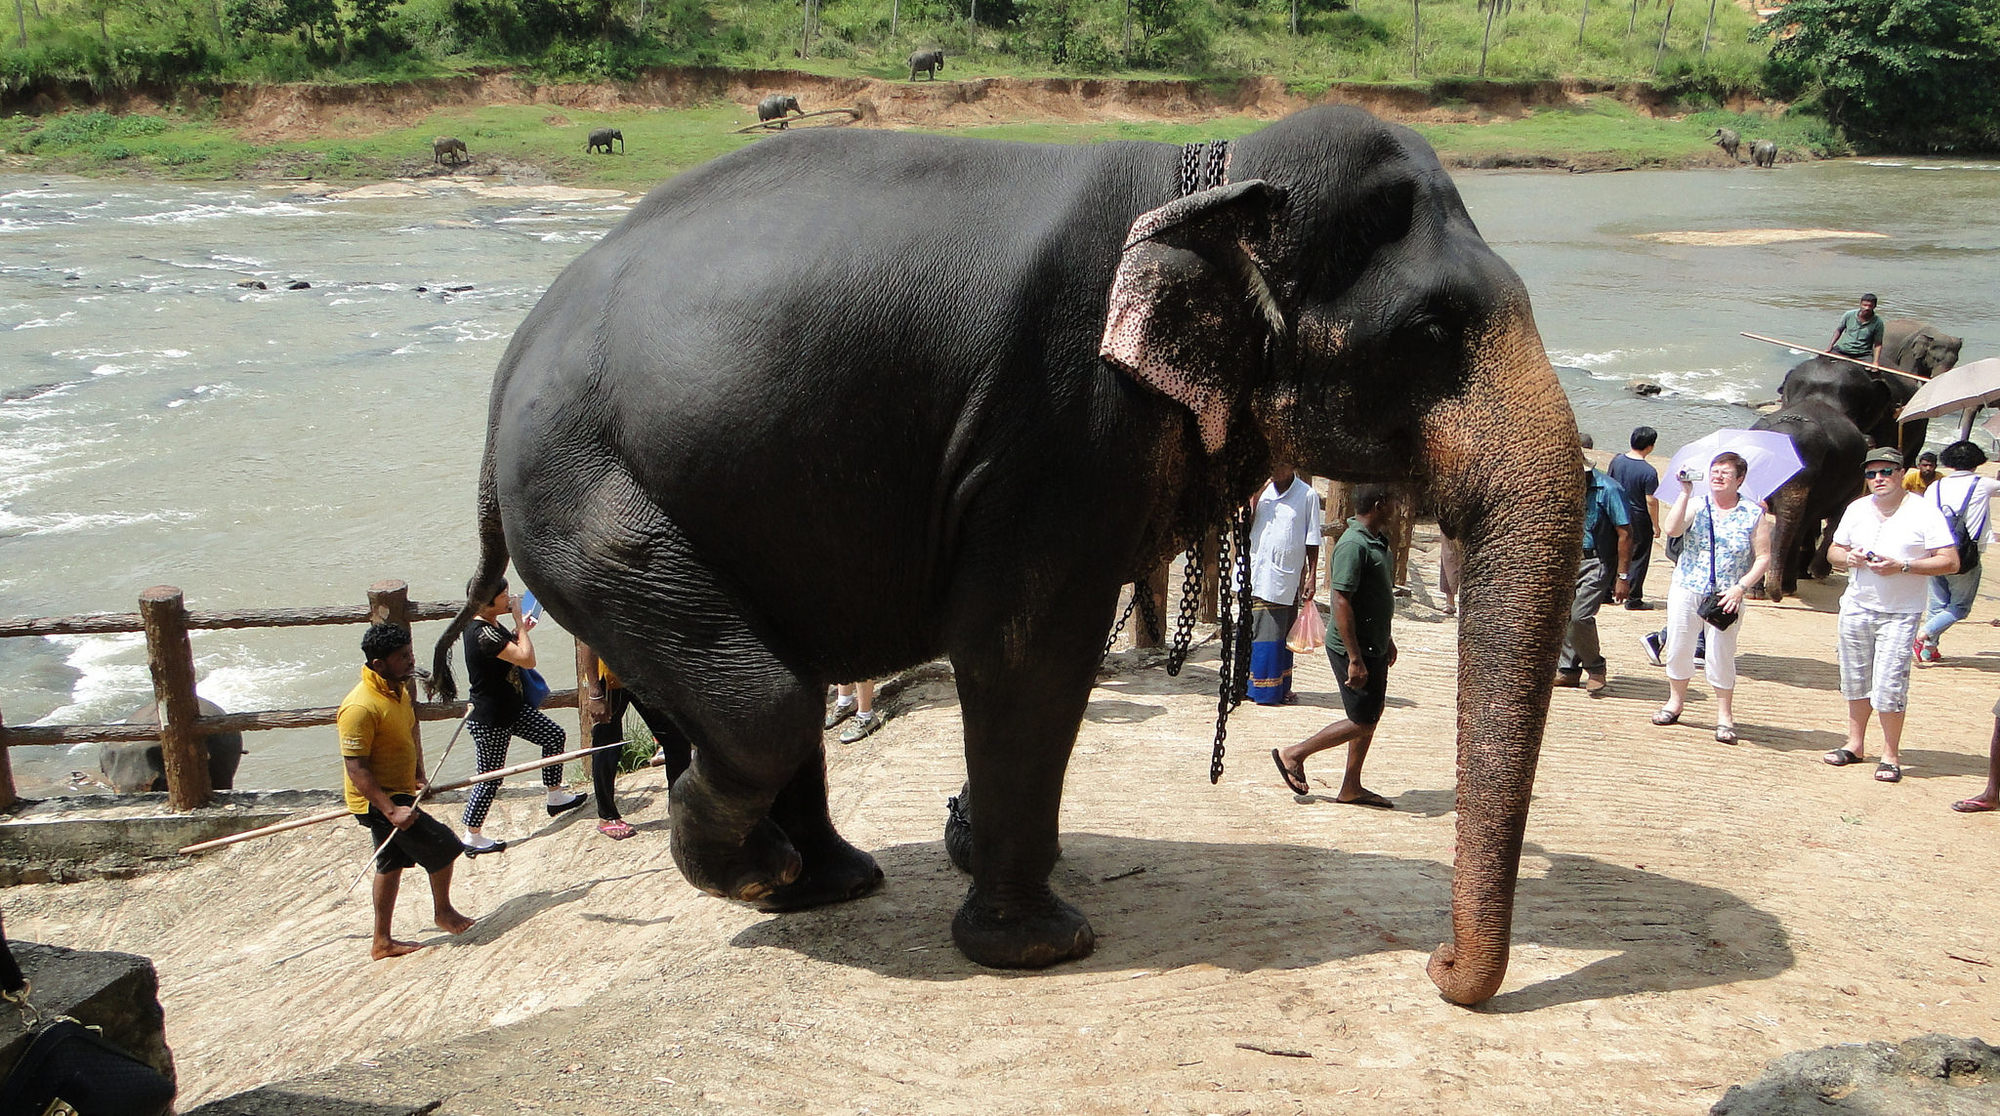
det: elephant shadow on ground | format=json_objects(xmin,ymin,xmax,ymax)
[
  {"xmin": 1736, "ymin": 652, "xmax": 1842, "ymax": 691},
  {"xmin": 729, "ymin": 837, "xmax": 1791, "ymax": 1010}
]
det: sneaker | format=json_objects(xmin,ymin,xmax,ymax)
[
  {"xmin": 839, "ymin": 711, "xmax": 882, "ymax": 744},
  {"xmin": 1624, "ymin": 600, "xmax": 1652, "ymax": 611},
  {"xmin": 545, "ymin": 790, "xmax": 589, "ymax": 817},
  {"xmin": 1640, "ymin": 631, "xmax": 1664, "ymax": 667},
  {"xmin": 824, "ymin": 698, "xmax": 858, "ymax": 730}
]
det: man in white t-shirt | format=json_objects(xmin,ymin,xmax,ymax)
[
  {"xmin": 1822, "ymin": 447, "xmax": 1959, "ymax": 784},
  {"xmin": 1246, "ymin": 464, "xmax": 1322, "ymax": 706},
  {"xmin": 1916, "ymin": 440, "xmax": 1999, "ymax": 663}
]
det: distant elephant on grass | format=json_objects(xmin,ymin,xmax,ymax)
[
  {"xmin": 758, "ymin": 95, "xmax": 803, "ymax": 128},
  {"xmin": 433, "ymin": 136, "xmax": 469, "ymax": 166},
  {"xmin": 1712, "ymin": 128, "xmax": 1740, "ymax": 161},
  {"xmin": 433, "ymin": 106, "xmax": 1584, "ymax": 1006},
  {"xmin": 587, "ymin": 127, "xmax": 624, "ymax": 154},
  {"xmin": 908, "ymin": 49, "xmax": 945, "ymax": 80},
  {"xmin": 100, "ymin": 697, "xmax": 244, "ymax": 793},
  {"xmin": 1750, "ymin": 139, "xmax": 1777, "ymax": 167}
]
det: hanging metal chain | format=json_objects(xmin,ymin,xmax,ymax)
[{"xmin": 1209, "ymin": 501, "xmax": 1253, "ymax": 783}]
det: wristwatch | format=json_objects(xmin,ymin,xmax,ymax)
[
  {"xmin": 1901, "ymin": 560, "xmax": 1911, "ymax": 573},
  {"xmin": 1617, "ymin": 572, "xmax": 1630, "ymax": 580}
]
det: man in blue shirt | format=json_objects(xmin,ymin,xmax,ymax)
[
  {"xmin": 1606, "ymin": 426, "xmax": 1662, "ymax": 610},
  {"xmin": 1557, "ymin": 436, "xmax": 1633, "ymax": 693}
]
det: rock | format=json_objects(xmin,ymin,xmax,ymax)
[
  {"xmin": 0, "ymin": 939, "xmax": 177, "ymax": 1093},
  {"xmin": 286, "ymin": 281, "xmax": 310, "ymax": 290},
  {"xmin": 1628, "ymin": 379, "xmax": 1664, "ymax": 396},
  {"xmin": 445, "ymin": 284, "xmax": 473, "ymax": 292},
  {"xmin": 236, "ymin": 280, "xmax": 266, "ymax": 290},
  {"xmin": 1712, "ymin": 1033, "xmax": 2000, "ymax": 1115},
  {"xmin": 413, "ymin": 286, "xmax": 427, "ymax": 293}
]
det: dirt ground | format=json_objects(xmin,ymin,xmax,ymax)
[{"xmin": 6, "ymin": 520, "xmax": 1997, "ymax": 1114}]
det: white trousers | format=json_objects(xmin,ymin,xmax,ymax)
[{"xmin": 1664, "ymin": 580, "xmax": 1740, "ymax": 690}]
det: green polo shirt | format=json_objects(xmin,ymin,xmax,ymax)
[
  {"xmin": 1324, "ymin": 517, "xmax": 1395, "ymax": 658},
  {"xmin": 1832, "ymin": 309, "xmax": 1884, "ymax": 358}
]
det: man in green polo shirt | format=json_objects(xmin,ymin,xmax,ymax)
[
  {"xmin": 1271, "ymin": 484, "xmax": 1398, "ymax": 808},
  {"xmin": 1829, "ymin": 292, "xmax": 1885, "ymax": 366},
  {"xmin": 341, "ymin": 623, "xmax": 475, "ymax": 959}
]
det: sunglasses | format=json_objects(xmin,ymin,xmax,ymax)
[{"xmin": 1863, "ymin": 468, "xmax": 1899, "ymax": 479}]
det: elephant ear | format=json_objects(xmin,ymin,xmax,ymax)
[{"xmin": 1100, "ymin": 179, "xmax": 1288, "ymax": 455}]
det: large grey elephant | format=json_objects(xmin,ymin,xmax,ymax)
[
  {"xmin": 1752, "ymin": 399, "xmax": 1868, "ymax": 601},
  {"xmin": 100, "ymin": 697, "xmax": 244, "ymax": 793},
  {"xmin": 1872, "ymin": 318, "xmax": 1961, "ymax": 455},
  {"xmin": 432, "ymin": 106, "xmax": 1582, "ymax": 1006}
]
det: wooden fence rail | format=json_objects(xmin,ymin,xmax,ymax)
[{"xmin": 0, "ymin": 579, "xmax": 582, "ymax": 815}]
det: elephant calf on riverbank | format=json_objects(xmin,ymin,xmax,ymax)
[
  {"xmin": 433, "ymin": 136, "xmax": 468, "ymax": 166},
  {"xmin": 909, "ymin": 49, "xmax": 945, "ymax": 80},
  {"xmin": 436, "ymin": 106, "xmax": 1582, "ymax": 1006},
  {"xmin": 1750, "ymin": 139, "xmax": 1777, "ymax": 168},
  {"xmin": 757, "ymin": 95, "xmax": 803, "ymax": 128},
  {"xmin": 1712, "ymin": 128, "xmax": 1741, "ymax": 161},
  {"xmin": 587, "ymin": 127, "xmax": 624, "ymax": 154}
]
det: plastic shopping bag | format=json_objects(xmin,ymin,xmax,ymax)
[{"xmin": 1286, "ymin": 603, "xmax": 1326, "ymax": 654}]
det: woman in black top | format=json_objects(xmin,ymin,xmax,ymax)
[{"xmin": 457, "ymin": 578, "xmax": 585, "ymax": 853}]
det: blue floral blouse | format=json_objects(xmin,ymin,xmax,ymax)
[{"xmin": 1673, "ymin": 499, "xmax": 1763, "ymax": 590}]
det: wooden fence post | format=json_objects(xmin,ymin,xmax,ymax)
[
  {"xmin": 1198, "ymin": 531, "xmax": 1220, "ymax": 624},
  {"xmin": 367, "ymin": 580, "xmax": 421, "ymax": 752},
  {"xmin": 139, "ymin": 586, "xmax": 210, "ymax": 811},
  {"xmin": 0, "ymin": 703, "xmax": 15, "ymax": 812},
  {"xmin": 575, "ymin": 641, "xmax": 599, "ymax": 750}
]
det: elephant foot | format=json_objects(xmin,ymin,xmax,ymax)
[
  {"xmin": 943, "ymin": 792, "xmax": 1061, "ymax": 875},
  {"xmin": 951, "ymin": 884, "xmax": 1095, "ymax": 969},
  {"xmin": 1746, "ymin": 584, "xmax": 1770, "ymax": 601},
  {"xmin": 670, "ymin": 814, "xmax": 803, "ymax": 904},
  {"xmin": 944, "ymin": 793, "xmax": 974, "ymax": 874},
  {"xmin": 1806, "ymin": 560, "xmax": 1832, "ymax": 581},
  {"xmin": 751, "ymin": 834, "xmax": 884, "ymax": 912}
]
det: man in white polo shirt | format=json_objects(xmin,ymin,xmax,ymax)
[
  {"xmin": 1821, "ymin": 447, "xmax": 1958, "ymax": 784},
  {"xmin": 1246, "ymin": 463, "xmax": 1322, "ymax": 706}
]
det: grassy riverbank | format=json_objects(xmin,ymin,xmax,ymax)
[{"xmin": 0, "ymin": 77, "xmax": 1831, "ymax": 188}]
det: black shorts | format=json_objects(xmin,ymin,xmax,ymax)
[
  {"xmin": 355, "ymin": 795, "xmax": 462, "ymax": 874},
  {"xmin": 1327, "ymin": 649, "xmax": 1390, "ymax": 726}
]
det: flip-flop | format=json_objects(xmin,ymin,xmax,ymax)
[
  {"xmin": 1271, "ymin": 749, "xmax": 1310, "ymax": 796},
  {"xmin": 597, "ymin": 819, "xmax": 637, "ymax": 840},
  {"xmin": 1338, "ymin": 790, "xmax": 1395, "ymax": 809},
  {"xmin": 1714, "ymin": 724, "xmax": 1738, "ymax": 745},
  {"xmin": 1874, "ymin": 761, "xmax": 1902, "ymax": 783},
  {"xmin": 1822, "ymin": 748, "xmax": 1863, "ymax": 767},
  {"xmin": 1651, "ymin": 707, "xmax": 1681, "ymax": 726},
  {"xmin": 1951, "ymin": 797, "xmax": 1997, "ymax": 813}
]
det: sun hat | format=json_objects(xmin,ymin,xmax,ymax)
[{"xmin": 1863, "ymin": 446, "xmax": 1904, "ymax": 468}]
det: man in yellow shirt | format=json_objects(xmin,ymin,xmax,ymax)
[{"xmin": 341, "ymin": 623, "xmax": 475, "ymax": 958}]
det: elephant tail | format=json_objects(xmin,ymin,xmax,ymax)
[{"xmin": 430, "ymin": 444, "xmax": 510, "ymax": 702}]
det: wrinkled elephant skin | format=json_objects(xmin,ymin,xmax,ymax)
[
  {"xmin": 1752, "ymin": 400, "xmax": 1867, "ymax": 601},
  {"xmin": 434, "ymin": 107, "xmax": 1581, "ymax": 1006}
]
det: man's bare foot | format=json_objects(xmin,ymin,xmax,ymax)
[
  {"xmin": 372, "ymin": 938, "xmax": 425, "ymax": 959},
  {"xmin": 437, "ymin": 910, "xmax": 475, "ymax": 935}
]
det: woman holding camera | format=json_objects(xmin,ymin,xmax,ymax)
[{"xmin": 1651, "ymin": 452, "xmax": 1773, "ymax": 744}]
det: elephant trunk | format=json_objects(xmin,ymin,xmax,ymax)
[
  {"xmin": 1417, "ymin": 312, "xmax": 1582, "ymax": 1005},
  {"xmin": 1762, "ymin": 480, "xmax": 1809, "ymax": 602}
]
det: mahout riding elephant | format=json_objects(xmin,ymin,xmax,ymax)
[
  {"xmin": 757, "ymin": 95, "xmax": 803, "ymax": 128},
  {"xmin": 432, "ymin": 106, "xmax": 1583, "ymax": 1006},
  {"xmin": 433, "ymin": 136, "xmax": 469, "ymax": 166},
  {"xmin": 908, "ymin": 48, "xmax": 945, "ymax": 80},
  {"xmin": 1751, "ymin": 401, "xmax": 1867, "ymax": 601},
  {"xmin": 100, "ymin": 698, "xmax": 244, "ymax": 793},
  {"xmin": 586, "ymin": 127, "xmax": 624, "ymax": 154},
  {"xmin": 1750, "ymin": 139, "xmax": 1777, "ymax": 167},
  {"xmin": 1712, "ymin": 128, "xmax": 1741, "ymax": 161}
]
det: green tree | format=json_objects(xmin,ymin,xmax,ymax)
[{"xmin": 1757, "ymin": 0, "xmax": 2000, "ymax": 151}]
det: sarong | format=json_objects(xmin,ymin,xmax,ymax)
[{"xmin": 1248, "ymin": 597, "xmax": 1298, "ymax": 705}]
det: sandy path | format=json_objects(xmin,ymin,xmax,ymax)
[{"xmin": 7, "ymin": 529, "xmax": 1998, "ymax": 1113}]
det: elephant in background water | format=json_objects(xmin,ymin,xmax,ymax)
[
  {"xmin": 1750, "ymin": 139, "xmax": 1777, "ymax": 167},
  {"xmin": 433, "ymin": 106, "xmax": 1582, "ymax": 1006}
]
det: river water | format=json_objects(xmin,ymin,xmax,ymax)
[{"xmin": 2, "ymin": 156, "xmax": 1997, "ymax": 794}]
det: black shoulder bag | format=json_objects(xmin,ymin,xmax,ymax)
[
  {"xmin": 0, "ymin": 915, "xmax": 175, "ymax": 1116},
  {"xmin": 1694, "ymin": 501, "xmax": 1740, "ymax": 632}
]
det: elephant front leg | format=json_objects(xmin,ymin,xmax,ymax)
[{"xmin": 946, "ymin": 603, "xmax": 1106, "ymax": 969}]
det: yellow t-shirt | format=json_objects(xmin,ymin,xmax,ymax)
[
  {"xmin": 1904, "ymin": 469, "xmax": 1933, "ymax": 494},
  {"xmin": 338, "ymin": 667, "xmax": 419, "ymax": 815}
]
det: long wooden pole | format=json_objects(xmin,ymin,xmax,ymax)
[
  {"xmin": 1739, "ymin": 332, "xmax": 1927, "ymax": 382},
  {"xmin": 179, "ymin": 742, "xmax": 625, "ymax": 855}
]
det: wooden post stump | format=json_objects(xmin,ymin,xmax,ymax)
[
  {"xmin": 1134, "ymin": 562, "xmax": 1171, "ymax": 648},
  {"xmin": 1198, "ymin": 531, "xmax": 1221, "ymax": 624},
  {"xmin": 138, "ymin": 586, "xmax": 210, "ymax": 811},
  {"xmin": 0, "ymin": 703, "xmax": 15, "ymax": 813},
  {"xmin": 366, "ymin": 580, "xmax": 421, "ymax": 750}
]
